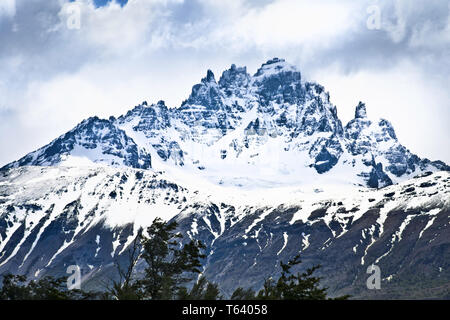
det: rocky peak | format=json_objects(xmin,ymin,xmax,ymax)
[
  {"xmin": 252, "ymin": 58, "xmax": 303, "ymax": 106},
  {"xmin": 203, "ymin": 69, "xmax": 216, "ymax": 84},
  {"xmin": 253, "ymin": 57, "xmax": 298, "ymax": 79},
  {"xmin": 377, "ymin": 119, "xmax": 397, "ymax": 140},
  {"xmin": 345, "ymin": 102, "xmax": 372, "ymax": 140},
  {"xmin": 156, "ymin": 100, "xmax": 166, "ymax": 107},
  {"xmin": 1, "ymin": 115, "xmax": 152, "ymax": 171},
  {"xmin": 181, "ymin": 69, "xmax": 222, "ymax": 110},
  {"xmin": 355, "ymin": 102, "xmax": 367, "ymax": 119},
  {"xmin": 221, "ymin": 64, "xmax": 247, "ymax": 78},
  {"xmin": 218, "ymin": 64, "xmax": 249, "ymax": 89},
  {"xmin": 116, "ymin": 99, "xmax": 171, "ymax": 134}
]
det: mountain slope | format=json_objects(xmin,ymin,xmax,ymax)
[
  {"xmin": 0, "ymin": 166, "xmax": 448, "ymax": 298},
  {"xmin": 2, "ymin": 117, "xmax": 152, "ymax": 170}
]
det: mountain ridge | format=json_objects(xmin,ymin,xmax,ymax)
[{"xmin": 2, "ymin": 58, "xmax": 448, "ymax": 189}]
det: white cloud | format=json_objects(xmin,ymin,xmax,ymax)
[
  {"xmin": 53, "ymin": 0, "xmax": 180, "ymax": 53},
  {"xmin": 0, "ymin": 0, "xmax": 16, "ymax": 18},
  {"xmin": 212, "ymin": 0, "xmax": 360, "ymax": 49}
]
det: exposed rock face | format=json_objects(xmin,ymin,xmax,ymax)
[
  {"xmin": 0, "ymin": 167, "xmax": 448, "ymax": 299},
  {"xmin": 355, "ymin": 101, "xmax": 368, "ymax": 119}
]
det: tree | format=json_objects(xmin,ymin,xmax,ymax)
[
  {"xmin": 231, "ymin": 254, "xmax": 349, "ymax": 300},
  {"xmin": 177, "ymin": 276, "xmax": 221, "ymax": 300},
  {"xmin": 259, "ymin": 254, "xmax": 328, "ymax": 300},
  {"xmin": 139, "ymin": 218, "xmax": 206, "ymax": 299},
  {"xmin": 230, "ymin": 287, "xmax": 256, "ymax": 300},
  {"xmin": 108, "ymin": 228, "xmax": 144, "ymax": 300},
  {"xmin": 0, "ymin": 274, "xmax": 31, "ymax": 300},
  {"xmin": 107, "ymin": 218, "xmax": 208, "ymax": 300},
  {"xmin": 0, "ymin": 274, "xmax": 100, "ymax": 300}
]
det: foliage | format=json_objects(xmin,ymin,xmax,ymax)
[
  {"xmin": 177, "ymin": 276, "xmax": 221, "ymax": 300},
  {"xmin": 0, "ymin": 219, "xmax": 344, "ymax": 301},
  {"xmin": 110, "ymin": 218, "xmax": 207, "ymax": 300},
  {"xmin": 0, "ymin": 274, "xmax": 101, "ymax": 300},
  {"xmin": 230, "ymin": 287, "xmax": 256, "ymax": 300},
  {"xmin": 108, "ymin": 227, "xmax": 144, "ymax": 300},
  {"xmin": 232, "ymin": 254, "xmax": 349, "ymax": 300}
]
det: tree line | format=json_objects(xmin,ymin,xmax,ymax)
[{"xmin": 0, "ymin": 218, "xmax": 349, "ymax": 300}]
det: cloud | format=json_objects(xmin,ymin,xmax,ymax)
[
  {"xmin": 207, "ymin": 0, "xmax": 361, "ymax": 50},
  {"xmin": 0, "ymin": 0, "xmax": 449, "ymax": 166},
  {"xmin": 0, "ymin": 0, "xmax": 15, "ymax": 18},
  {"xmin": 313, "ymin": 60, "xmax": 450, "ymax": 161}
]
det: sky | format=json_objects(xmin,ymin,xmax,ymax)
[{"xmin": 0, "ymin": 0, "xmax": 449, "ymax": 167}]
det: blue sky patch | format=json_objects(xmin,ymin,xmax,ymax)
[{"xmin": 69, "ymin": 0, "xmax": 128, "ymax": 8}]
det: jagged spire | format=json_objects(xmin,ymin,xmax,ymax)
[
  {"xmin": 218, "ymin": 64, "xmax": 249, "ymax": 88},
  {"xmin": 204, "ymin": 69, "xmax": 216, "ymax": 83},
  {"xmin": 355, "ymin": 102, "xmax": 367, "ymax": 119}
]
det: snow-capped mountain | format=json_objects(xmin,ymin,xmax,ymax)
[
  {"xmin": 2, "ymin": 116, "xmax": 152, "ymax": 170},
  {"xmin": 0, "ymin": 58, "xmax": 449, "ymax": 298},
  {"xmin": 0, "ymin": 166, "xmax": 448, "ymax": 298},
  {"xmin": 3, "ymin": 58, "xmax": 447, "ymax": 188}
]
